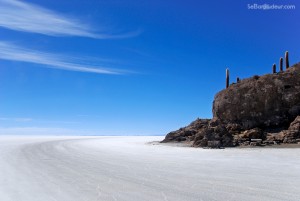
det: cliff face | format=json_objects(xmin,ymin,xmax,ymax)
[
  {"xmin": 213, "ymin": 64, "xmax": 300, "ymax": 129},
  {"xmin": 162, "ymin": 62, "xmax": 300, "ymax": 147}
]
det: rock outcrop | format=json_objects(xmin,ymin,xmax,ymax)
[
  {"xmin": 162, "ymin": 62, "xmax": 300, "ymax": 148},
  {"xmin": 213, "ymin": 64, "xmax": 300, "ymax": 129},
  {"xmin": 162, "ymin": 118, "xmax": 210, "ymax": 143}
]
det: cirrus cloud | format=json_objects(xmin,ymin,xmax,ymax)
[
  {"xmin": 0, "ymin": 0, "xmax": 141, "ymax": 39},
  {"xmin": 0, "ymin": 41, "xmax": 130, "ymax": 74}
]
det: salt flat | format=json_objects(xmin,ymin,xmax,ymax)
[{"xmin": 0, "ymin": 136, "xmax": 299, "ymax": 201}]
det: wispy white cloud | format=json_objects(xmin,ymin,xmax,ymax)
[
  {"xmin": 0, "ymin": 127, "xmax": 85, "ymax": 135},
  {"xmin": 0, "ymin": 127, "xmax": 112, "ymax": 136},
  {"xmin": 0, "ymin": 41, "xmax": 129, "ymax": 74},
  {"xmin": 0, "ymin": 117, "xmax": 33, "ymax": 122},
  {"xmin": 15, "ymin": 118, "xmax": 33, "ymax": 122},
  {"xmin": 0, "ymin": 116, "xmax": 80, "ymax": 125},
  {"xmin": 0, "ymin": 0, "xmax": 141, "ymax": 38},
  {"xmin": 0, "ymin": 126, "xmax": 160, "ymax": 136}
]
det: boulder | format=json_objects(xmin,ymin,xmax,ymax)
[
  {"xmin": 288, "ymin": 116, "xmax": 300, "ymax": 131},
  {"xmin": 161, "ymin": 118, "xmax": 209, "ymax": 143},
  {"xmin": 238, "ymin": 128, "xmax": 264, "ymax": 140},
  {"xmin": 265, "ymin": 116, "xmax": 300, "ymax": 143}
]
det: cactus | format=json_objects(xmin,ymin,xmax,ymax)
[
  {"xmin": 285, "ymin": 51, "xmax": 289, "ymax": 69},
  {"xmin": 279, "ymin": 57, "xmax": 283, "ymax": 72},
  {"xmin": 226, "ymin": 68, "xmax": 229, "ymax": 88},
  {"xmin": 237, "ymin": 77, "xmax": 240, "ymax": 83},
  {"xmin": 272, "ymin": 63, "xmax": 276, "ymax": 74}
]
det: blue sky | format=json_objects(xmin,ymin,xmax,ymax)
[{"xmin": 0, "ymin": 0, "xmax": 299, "ymax": 135}]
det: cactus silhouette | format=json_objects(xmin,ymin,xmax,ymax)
[
  {"xmin": 285, "ymin": 51, "xmax": 289, "ymax": 69},
  {"xmin": 279, "ymin": 57, "xmax": 283, "ymax": 72},
  {"xmin": 237, "ymin": 77, "xmax": 240, "ymax": 83},
  {"xmin": 226, "ymin": 68, "xmax": 229, "ymax": 88},
  {"xmin": 272, "ymin": 63, "xmax": 276, "ymax": 74}
]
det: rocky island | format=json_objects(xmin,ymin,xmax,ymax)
[{"xmin": 162, "ymin": 52, "xmax": 300, "ymax": 148}]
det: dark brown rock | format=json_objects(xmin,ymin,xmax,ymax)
[
  {"xmin": 161, "ymin": 118, "xmax": 209, "ymax": 143},
  {"xmin": 162, "ymin": 62, "xmax": 300, "ymax": 147},
  {"xmin": 265, "ymin": 116, "xmax": 300, "ymax": 143},
  {"xmin": 207, "ymin": 141, "xmax": 221, "ymax": 148},
  {"xmin": 283, "ymin": 116, "xmax": 300, "ymax": 143},
  {"xmin": 288, "ymin": 116, "xmax": 300, "ymax": 131},
  {"xmin": 213, "ymin": 63, "xmax": 300, "ymax": 129},
  {"xmin": 238, "ymin": 128, "xmax": 264, "ymax": 140}
]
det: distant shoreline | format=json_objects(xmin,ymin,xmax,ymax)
[{"xmin": 151, "ymin": 141, "xmax": 300, "ymax": 149}]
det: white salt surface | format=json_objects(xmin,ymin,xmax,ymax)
[{"xmin": 0, "ymin": 136, "xmax": 299, "ymax": 201}]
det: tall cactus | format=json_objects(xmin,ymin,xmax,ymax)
[
  {"xmin": 226, "ymin": 68, "xmax": 229, "ymax": 88},
  {"xmin": 285, "ymin": 51, "xmax": 289, "ymax": 69},
  {"xmin": 279, "ymin": 57, "xmax": 283, "ymax": 72},
  {"xmin": 237, "ymin": 77, "xmax": 240, "ymax": 83},
  {"xmin": 272, "ymin": 63, "xmax": 276, "ymax": 74}
]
